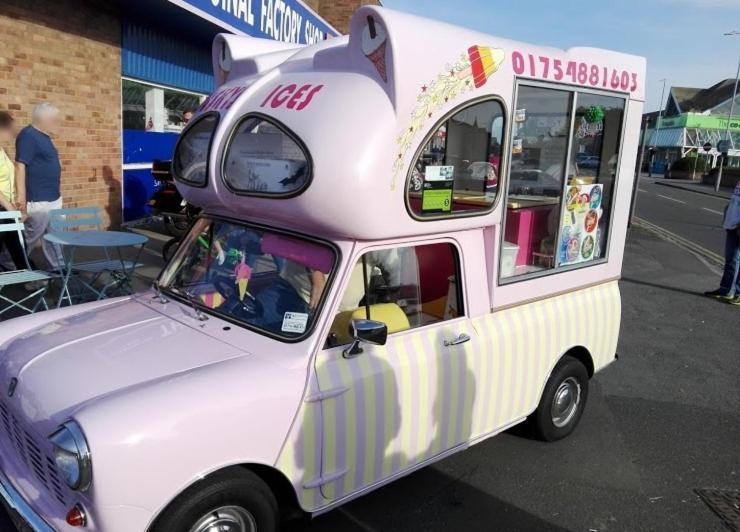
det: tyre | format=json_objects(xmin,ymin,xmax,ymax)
[
  {"xmin": 163, "ymin": 215, "xmax": 190, "ymax": 238},
  {"xmin": 162, "ymin": 237, "xmax": 180, "ymax": 263},
  {"xmin": 150, "ymin": 469, "xmax": 279, "ymax": 532},
  {"xmin": 529, "ymin": 355, "xmax": 589, "ymax": 442}
]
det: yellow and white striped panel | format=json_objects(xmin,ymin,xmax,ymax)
[
  {"xmin": 467, "ymin": 280, "xmax": 620, "ymax": 438},
  {"xmin": 277, "ymin": 280, "xmax": 620, "ymax": 512}
]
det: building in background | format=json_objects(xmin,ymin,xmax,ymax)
[
  {"xmin": 643, "ymin": 79, "xmax": 739, "ymax": 176},
  {"xmin": 0, "ymin": 0, "xmax": 378, "ymax": 224}
]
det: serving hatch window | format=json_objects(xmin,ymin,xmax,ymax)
[
  {"xmin": 407, "ymin": 99, "xmax": 505, "ymax": 217},
  {"xmin": 224, "ymin": 116, "xmax": 310, "ymax": 196},
  {"xmin": 173, "ymin": 113, "xmax": 219, "ymax": 186},
  {"xmin": 500, "ymin": 83, "xmax": 625, "ymax": 281}
]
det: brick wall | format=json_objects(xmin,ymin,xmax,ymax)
[
  {"xmin": 0, "ymin": 0, "xmax": 123, "ymax": 227},
  {"xmin": 306, "ymin": 0, "xmax": 382, "ymax": 34}
]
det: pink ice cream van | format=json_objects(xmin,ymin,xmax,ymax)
[{"xmin": 0, "ymin": 7, "xmax": 645, "ymax": 531}]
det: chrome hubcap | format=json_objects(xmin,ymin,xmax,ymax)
[
  {"xmin": 190, "ymin": 506, "xmax": 257, "ymax": 532},
  {"xmin": 551, "ymin": 377, "xmax": 581, "ymax": 428}
]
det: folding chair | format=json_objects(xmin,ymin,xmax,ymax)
[
  {"xmin": 0, "ymin": 211, "xmax": 50, "ymax": 316},
  {"xmin": 49, "ymin": 207, "xmax": 144, "ymax": 305}
]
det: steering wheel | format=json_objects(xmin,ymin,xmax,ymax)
[{"xmin": 213, "ymin": 276, "xmax": 264, "ymax": 319}]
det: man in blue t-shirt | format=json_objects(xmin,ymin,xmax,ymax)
[
  {"xmin": 705, "ymin": 181, "xmax": 740, "ymax": 305},
  {"xmin": 15, "ymin": 102, "xmax": 63, "ymax": 269}
]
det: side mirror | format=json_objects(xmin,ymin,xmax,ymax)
[{"xmin": 343, "ymin": 319, "xmax": 387, "ymax": 358}]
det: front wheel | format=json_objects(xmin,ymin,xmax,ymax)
[
  {"xmin": 529, "ymin": 355, "xmax": 589, "ymax": 441},
  {"xmin": 150, "ymin": 469, "xmax": 279, "ymax": 532}
]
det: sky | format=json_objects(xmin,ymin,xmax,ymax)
[{"xmin": 382, "ymin": 0, "xmax": 740, "ymax": 112}]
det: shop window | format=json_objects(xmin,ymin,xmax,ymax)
[
  {"xmin": 173, "ymin": 113, "xmax": 219, "ymax": 186},
  {"xmin": 407, "ymin": 100, "xmax": 505, "ymax": 218},
  {"xmin": 122, "ymin": 78, "xmax": 203, "ymax": 132},
  {"xmin": 502, "ymin": 86, "xmax": 573, "ymax": 278},
  {"xmin": 327, "ymin": 243, "xmax": 462, "ymax": 347},
  {"xmin": 564, "ymin": 93, "xmax": 625, "ymax": 265},
  {"xmin": 223, "ymin": 116, "xmax": 310, "ymax": 196},
  {"xmin": 501, "ymin": 84, "xmax": 626, "ymax": 281}
]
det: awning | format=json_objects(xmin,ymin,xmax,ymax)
[{"xmin": 646, "ymin": 128, "xmax": 684, "ymax": 148}]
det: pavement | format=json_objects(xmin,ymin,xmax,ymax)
[
  {"xmin": 653, "ymin": 178, "xmax": 733, "ymax": 201},
  {"xmin": 1, "ymin": 204, "xmax": 739, "ymax": 531}
]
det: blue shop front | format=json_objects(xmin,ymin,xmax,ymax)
[{"xmin": 121, "ymin": 0, "xmax": 338, "ymax": 221}]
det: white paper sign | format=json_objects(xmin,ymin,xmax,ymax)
[
  {"xmin": 282, "ymin": 312, "xmax": 309, "ymax": 333},
  {"xmin": 424, "ymin": 165, "xmax": 454, "ymax": 181}
]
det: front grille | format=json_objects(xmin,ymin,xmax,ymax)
[{"xmin": 0, "ymin": 401, "xmax": 67, "ymax": 505}]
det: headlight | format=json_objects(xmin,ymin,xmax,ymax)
[{"xmin": 48, "ymin": 421, "xmax": 92, "ymax": 491}]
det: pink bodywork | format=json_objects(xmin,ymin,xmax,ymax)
[{"xmin": 0, "ymin": 6, "xmax": 645, "ymax": 531}]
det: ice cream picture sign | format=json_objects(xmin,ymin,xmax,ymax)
[{"xmin": 391, "ymin": 45, "xmax": 505, "ymax": 189}]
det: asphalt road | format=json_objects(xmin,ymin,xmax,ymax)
[
  {"xmin": 2, "ymin": 204, "xmax": 738, "ymax": 532},
  {"xmin": 633, "ymin": 177, "xmax": 730, "ymax": 256}
]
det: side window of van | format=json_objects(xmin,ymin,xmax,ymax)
[
  {"xmin": 327, "ymin": 243, "xmax": 462, "ymax": 347},
  {"xmin": 501, "ymin": 84, "xmax": 625, "ymax": 280},
  {"xmin": 407, "ymin": 100, "xmax": 505, "ymax": 218}
]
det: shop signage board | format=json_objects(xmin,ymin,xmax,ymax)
[
  {"xmin": 657, "ymin": 113, "xmax": 740, "ymax": 131},
  {"xmin": 169, "ymin": 0, "xmax": 339, "ymax": 44}
]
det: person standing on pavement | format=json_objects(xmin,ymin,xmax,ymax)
[
  {"xmin": 705, "ymin": 181, "xmax": 740, "ymax": 305},
  {"xmin": 14, "ymin": 102, "xmax": 64, "ymax": 270},
  {"xmin": 0, "ymin": 111, "xmax": 34, "ymax": 271}
]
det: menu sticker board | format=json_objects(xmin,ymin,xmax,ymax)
[
  {"xmin": 422, "ymin": 165, "xmax": 454, "ymax": 213},
  {"xmin": 559, "ymin": 183, "xmax": 603, "ymax": 266}
]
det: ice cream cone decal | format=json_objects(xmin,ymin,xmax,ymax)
[
  {"xmin": 466, "ymin": 46, "xmax": 504, "ymax": 88},
  {"xmin": 362, "ymin": 16, "xmax": 388, "ymax": 82},
  {"xmin": 199, "ymin": 291, "xmax": 224, "ymax": 309},
  {"xmin": 391, "ymin": 45, "xmax": 505, "ymax": 189},
  {"xmin": 234, "ymin": 258, "xmax": 252, "ymax": 302}
]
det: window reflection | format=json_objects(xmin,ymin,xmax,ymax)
[
  {"xmin": 502, "ymin": 86, "xmax": 572, "ymax": 277},
  {"xmin": 566, "ymin": 94, "xmax": 625, "ymax": 262},
  {"xmin": 408, "ymin": 100, "xmax": 505, "ymax": 217}
]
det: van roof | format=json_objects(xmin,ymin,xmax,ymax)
[{"xmin": 176, "ymin": 6, "xmax": 646, "ymax": 240}]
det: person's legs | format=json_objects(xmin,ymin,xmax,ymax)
[
  {"xmin": 0, "ymin": 216, "xmax": 35, "ymax": 271},
  {"xmin": 719, "ymin": 229, "xmax": 740, "ymax": 296},
  {"xmin": 26, "ymin": 198, "xmax": 63, "ymax": 270}
]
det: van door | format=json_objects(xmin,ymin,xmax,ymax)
[{"xmin": 314, "ymin": 242, "xmax": 479, "ymax": 501}]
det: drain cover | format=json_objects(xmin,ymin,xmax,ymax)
[{"xmin": 695, "ymin": 489, "xmax": 740, "ymax": 531}]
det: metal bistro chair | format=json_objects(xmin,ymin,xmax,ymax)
[
  {"xmin": 0, "ymin": 211, "xmax": 50, "ymax": 316},
  {"xmin": 48, "ymin": 207, "xmax": 144, "ymax": 305}
]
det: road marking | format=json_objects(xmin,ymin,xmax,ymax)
[
  {"xmin": 657, "ymin": 194, "xmax": 686, "ymax": 204},
  {"xmin": 632, "ymin": 217, "xmax": 724, "ymax": 274},
  {"xmin": 701, "ymin": 207, "xmax": 724, "ymax": 215},
  {"xmin": 638, "ymin": 188, "xmax": 649, "ymax": 193}
]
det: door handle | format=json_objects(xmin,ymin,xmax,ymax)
[{"xmin": 444, "ymin": 333, "xmax": 471, "ymax": 347}]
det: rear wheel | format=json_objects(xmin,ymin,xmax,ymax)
[
  {"xmin": 529, "ymin": 355, "xmax": 589, "ymax": 441},
  {"xmin": 151, "ymin": 469, "xmax": 279, "ymax": 532}
]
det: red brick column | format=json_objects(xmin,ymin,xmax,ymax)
[
  {"xmin": 307, "ymin": 0, "xmax": 382, "ymax": 34},
  {"xmin": 0, "ymin": 0, "xmax": 123, "ymax": 227}
]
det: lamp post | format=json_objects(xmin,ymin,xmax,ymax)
[
  {"xmin": 652, "ymin": 78, "xmax": 667, "ymax": 176},
  {"xmin": 716, "ymin": 30, "xmax": 739, "ymax": 191}
]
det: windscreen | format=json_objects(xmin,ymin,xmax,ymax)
[{"xmin": 159, "ymin": 217, "xmax": 336, "ymax": 339}]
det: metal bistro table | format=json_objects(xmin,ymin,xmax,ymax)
[{"xmin": 44, "ymin": 230, "xmax": 148, "ymax": 308}]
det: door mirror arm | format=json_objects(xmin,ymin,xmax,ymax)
[{"xmin": 342, "ymin": 319, "xmax": 388, "ymax": 358}]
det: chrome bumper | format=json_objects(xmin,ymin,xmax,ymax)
[{"xmin": 0, "ymin": 466, "xmax": 54, "ymax": 532}]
